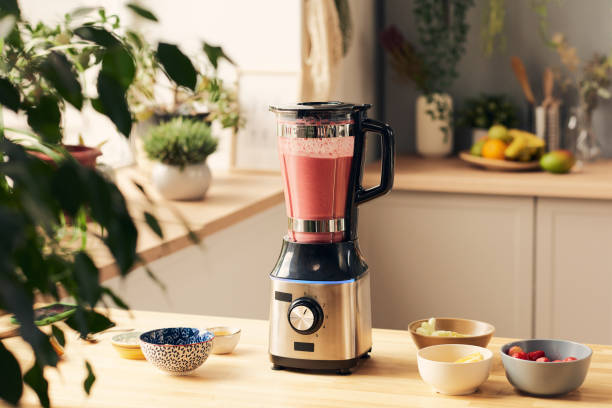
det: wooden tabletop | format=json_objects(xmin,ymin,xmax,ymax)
[
  {"xmin": 4, "ymin": 309, "xmax": 611, "ymax": 407},
  {"xmin": 89, "ymin": 167, "xmax": 283, "ymax": 280},
  {"xmin": 365, "ymin": 156, "xmax": 612, "ymax": 200}
]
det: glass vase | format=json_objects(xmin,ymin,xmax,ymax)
[{"xmin": 567, "ymin": 106, "xmax": 602, "ymax": 161}]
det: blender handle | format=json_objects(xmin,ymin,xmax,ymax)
[{"xmin": 356, "ymin": 119, "xmax": 395, "ymax": 204}]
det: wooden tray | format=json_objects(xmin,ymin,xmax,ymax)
[{"xmin": 459, "ymin": 151, "xmax": 541, "ymax": 172}]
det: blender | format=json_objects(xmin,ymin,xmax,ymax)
[{"xmin": 268, "ymin": 102, "xmax": 395, "ymax": 374}]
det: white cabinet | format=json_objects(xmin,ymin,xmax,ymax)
[
  {"xmin": 105, "ymin": 204, "xmax": 286, "ymax": 320},
  {"xmin": 535, "ymin": 198, "xmax": 612, "ymax": 344},
  {"xmin": 359, "ymin": 191, "xmax": 535, "ymax": 338}
]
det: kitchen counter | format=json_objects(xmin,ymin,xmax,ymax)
[
  {"xmin": 93, "ymin": 156, "xmax": 612, "ymax": 281},
  {"xmin": 90, "ymin": 167, "xmax": 283, "ymax": 281},
  {"xmin": 364, "ymin": 156, "xmax": 612, "ymax": 200},
  {"xmin": 3, "ymin": 309, "xmax": 611, "ymax": 407}
]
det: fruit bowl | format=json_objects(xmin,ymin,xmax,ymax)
[
  {"xmin": 500, "ymin": 339, "xmax": 592, "ymax": 396},
  {"xmin": 408, "ymin": 317, "xmax": 495, "ymax": 349},
  {"xmin": 459, "ymin": 151, "xmax": 541, "ymax": 172}
]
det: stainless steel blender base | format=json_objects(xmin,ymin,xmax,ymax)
[{"xmin": 268, "ymin": 272, "xmax": 372, "ymax": 372}]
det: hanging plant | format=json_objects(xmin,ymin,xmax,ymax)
[
  {"xmin": 381, "ymin": 0, "xmax": 474, "ymax": 139},
  {"xmin": 481, "ymin": 0, "xmax": 506, "ymax": 57}
]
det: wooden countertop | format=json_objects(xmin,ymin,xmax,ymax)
[
  {"xmin": 92, "ymin": 156, "xmax": 612, "ymax": 279},
  {"xmin": 90, "ymin": 167, "xmax": 283, "ymax": 280},
  {"xmin": 364, "ymin": 156, "xmax": 612, "ymax": 200},
  {"xmin": 4, "ymin": 309, "xmax": 611, "ymax": 407}
]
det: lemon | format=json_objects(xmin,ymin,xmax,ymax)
[{"xmin": 454, "ymin": 352, "xmax": 483, "ymax": 364}]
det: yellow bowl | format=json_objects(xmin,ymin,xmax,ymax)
[{"xmin": 111, "ymin": 332, "xmax": 145, "ymax": 360}]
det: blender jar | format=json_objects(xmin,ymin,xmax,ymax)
[{"xmin": 272, "ymin": 105, "xmax": 355, "ymax": 243}]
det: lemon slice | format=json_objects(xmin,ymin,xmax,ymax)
[{"xmin": 454, "ymin": 352, "xmax": 483, "ymax": 363}]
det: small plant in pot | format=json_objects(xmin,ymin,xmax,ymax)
[
  {"xmin": 380, "ymin": 0, "xmax": 474, "ymax": 157},
  {"xmin": 457, "ymin": 94, "xmax": 519, "ymax": 144},
  {"xmin": 144, "ymin": 118, "xmax": 217, "ymax": 200}
]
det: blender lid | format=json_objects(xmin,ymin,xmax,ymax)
[{"xmin": 269, "ymin": 101, "xmax": 371, "ymax": 113}]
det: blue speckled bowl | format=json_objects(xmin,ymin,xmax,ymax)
[{"xmin": 139, "ymin": 328, "xmax": 214, "ymax": 374}]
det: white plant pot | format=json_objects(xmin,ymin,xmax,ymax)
[
  {"xmin": 416, "ymin": 93, "xmax": 453, "ymax": 157},
  {"xmin": 151, "ymin": 162, "xmax": 211, "ymax": 201}
]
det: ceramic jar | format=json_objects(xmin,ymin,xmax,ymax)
[{"xmin": 416, "ymin": 93, "xmax": 453, "ymax": 157}]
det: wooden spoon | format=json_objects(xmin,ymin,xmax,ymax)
[
  {"xmin": 542, "ymin": 68, "xmax": 554, "ymax": 108},
  {"xmin": 511, "ymin": 56, "xmax": 536, "ymax": 105}
]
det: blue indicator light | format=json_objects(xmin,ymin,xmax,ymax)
[{"xmin": 270, "ymin": 277, "xmax": 355, "ymax": 285}]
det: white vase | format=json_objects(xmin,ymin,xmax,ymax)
[
  {"xmin": 416, "ymin": 93, "xmax": 453, "ymax": 157},
  {"xmin": 151, "ymin": 162, "xmax": 211, "ymax": 201}
]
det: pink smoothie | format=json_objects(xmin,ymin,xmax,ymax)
[{"xmin": 279, "ymin": 137, "xmax": 354, "ymax": 243}]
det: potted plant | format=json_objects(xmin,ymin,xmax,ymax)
[
  {"xmin": 127, "ymin": 30, "xmax": 241, "ymax": 170},
  {"xmin": 0, "ymin": 3, "xmax": 197, "ymax": 406},
  {"xmin": 457, "ymin": 94, "xmax": 519, "ymax": 144},
  {"xmin": 380, "ymin": 0, "xmax": 474, "ymax": 157},
  {"xmin": 144, "ymin": 117, "xmax": 217, "ymax": 200}
]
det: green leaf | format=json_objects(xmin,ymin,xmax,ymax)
[
  {"xmin": 65, "ymin": 308, "xmax": 115, "ymax": 339},
  {"xmin": 0, "ymin": 76, "xmax": 19, "ymax": 111},
  {"xmin": 26, "ymin": 95, "xmax": 62, "ymax": 144},
  {"xmin": 23, "ymin": 363, "xmax": 49, "ymax": 408},
  {"xmin": 144, "ymin": 211, "xmax": 163, "ymax": 238},
  {"xmin": 156, "ymin": 42, "xmax": 197, "ymax": 91},
  {"xmin": 73, "ymin": 252, "xmax": 101, "ymax": 307},
  {"xmin": 101, "ymin": 287, "xmax": 129, "ymax": 310},
  {"xmin": 51, "ymin": 325, "xmax": 65, "ymax": 348},
  {"xmin": 0, "ymin": 341, "xmax": 23, "ymax": 405},
  {"xmin": 202, "ymin": 42, "xmax": 234, "ymax": 69},
  {"xmin": 126, "ymin": 3, "xmax": 158, "ymax": 22},
  {"xmin": 101, "ymin": 46, "xmax": 135, "ymax": 91},
  {"xmin": 83, "ymin": 361, "xmax": 95, "ymax": 395},
  {"xmin": 40, "ymin": 52, "xmax": 83, "ymax": 110},
  {"xmin": 96, "ymin": 72, "xmax": 132, "ymax": 136},
  {"xmin": 74, "ymin": 26, "xmax": 120, "ymax": 47},
  {"xmin": 0, "ymin": 278, "xmax": 59, "ymax": 368},
  {"xmin": 0, "ymin": 0, "xmax": 20, "ymax": 17},
  {"xmin": 69, "ymin": 6, "xmax": 99, "ymax": 18}
]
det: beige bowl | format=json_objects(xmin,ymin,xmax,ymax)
[
  {"xmin": 409, "ymin": 318, "xmax": 495, "ymax": 349},
  {"xmin": 208, "ymin": 326, "xmax": 241, "ymax": 354},
  {"xmin": 418, "ymin": 344, "xmax": 493, "ymax": 395}
]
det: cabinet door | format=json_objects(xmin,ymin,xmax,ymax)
[
  {"xmin": 359, "ymin": 191, "xmax": 534, "ymax": 338},
  {"xmin": 536, "ymin": 198, "xmax": 612, "ymax": 344}
]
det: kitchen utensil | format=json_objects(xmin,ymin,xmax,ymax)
[
  {"xmin": 408, "ymin": 317, "xmax": 495, "ymax": 349},
  {"xmin": 535, "ymin": 106, "xmax": 546, "ymax": 139},
  {"xmin": 511, "ymin": 57, "xmax": 536, "ymax": 105},
  {"xmin": 501, "ymin": 339, "xmax": 592, "ymax": 396},
  {"xmin": 268, "ymin": 101, "xmax": 395, "ymax": 374},
  {"xmin": 459, "ymin": 151, "xmax": 541, "ymax": 171},
  {"xmin": 111, "ymin": 331, "xmax": 145, "ymax": 360},
  {"xmin": 511, "ymin": 57, "xmax": 536, "ymax": 132},
  {"xmin": 542, "ymin": 68, "xmax": 555, "ymax": 108},
  {"xmin": 546, "ymin": 100, "xmax": 561, "ymax": 151},
  {"xmin": 208, "ymin": 326, "xmax": 241, "ymax": 354},
  {"xmin": 139, "ymin": 328, "xmax": 214, "ymax": 375},
  {"xmin": 417, "ymin": 344, "xmax": 493, "ymax": 395}
]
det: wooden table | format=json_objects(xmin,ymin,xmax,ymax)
[{"xmin": 4, "ymin": 309, "xmax": 612, "ymax": 407}]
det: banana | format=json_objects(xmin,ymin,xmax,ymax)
[
  {"xmin": 506, "ymin": 129, "xmax": 546, "ymax": 161},
  {"xmin": 505, "ymin": 134, "xmax": 528, "ymax": 160}
]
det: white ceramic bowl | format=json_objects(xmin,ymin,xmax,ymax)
[
  {"xmin": 417, "ymin": 344, "xmax": 493, "ymax": 395},
  {"xmin": 208, "ymin": 326, "xmax": 241, "ymax": 354}
]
